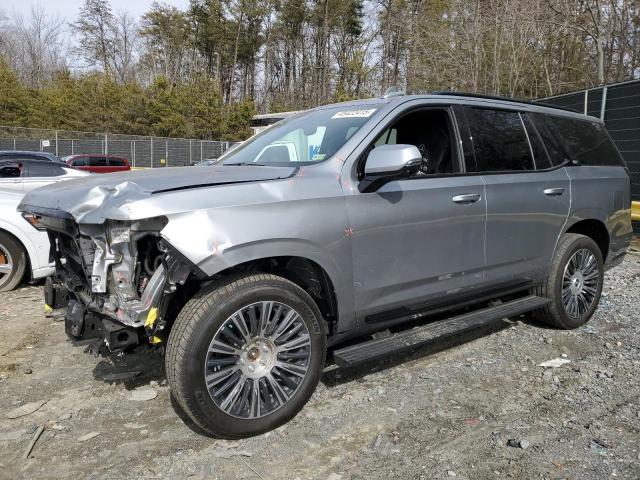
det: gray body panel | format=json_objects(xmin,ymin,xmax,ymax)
[
  {"xmin": 346, "ymin": 175, "xmax": 486, "ymax": 322},
  {"xmin": 18, "ymin": 94, "xmax": 632, "ymax": 342},
  {"xmin": 482, "ymin": 168, "xmax": 571, "ymax": 286},
  {"xmin": 563, "ymin": 165, "xmax": 632, "ymax": 266}
]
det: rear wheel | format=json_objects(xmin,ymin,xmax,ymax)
[
  {"xmin": 533, "ymin": 233, "xmax": 604, "ymax": 329},
  {"xmin": 0, "ymin": 232, "xmax": 27, "ymax": 292},
  {"xmin": 166, "ymin": 273, "xmax": 326, "ymax": 438}
]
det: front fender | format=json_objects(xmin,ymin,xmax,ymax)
[
  {"xmin": 159, "ymin": 198, "xmax": 356, "ymax": 331},
  {"xmin": 197, "ymin": 237, "xmax": 348, "ymax": 289}
]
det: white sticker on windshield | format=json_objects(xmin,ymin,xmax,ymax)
[{"xmin": 331, "ymin": 109, "xmax": 376, "ymax": 119}]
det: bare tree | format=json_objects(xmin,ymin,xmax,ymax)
[
  {"xmin": 0, "ymin": 6, "xmax": 67, "ymax": 88},
  {"xmin": 112, "ymin": 11, "xmax": 138, "ymax": 83}
]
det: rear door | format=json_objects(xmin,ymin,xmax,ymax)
[
  {"xmin": 22, "ymin": 160, "xmax": 67, "ymax": 192},
  {"xmin": 458, "ymin": 106, "xmax": 570, "ymax": 288}
]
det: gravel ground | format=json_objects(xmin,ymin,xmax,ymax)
[{"xmin": 1, "ymin": 241, "xmax": 639, "ymax": 480}]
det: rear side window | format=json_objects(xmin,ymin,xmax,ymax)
[
  {"xmin": 72, "ymin": 157, "xmax": 88, "ymax": 166},
  {"xmin": 463, "ymin": 108, "xmax": 534, "ymax": 172},
  {"xmin": 531, "ymin": 114, "xmax": 624, "ymax": 166},
  {"xmin": 89, "ymin": 156, "xmax": 108, "ymax": 166},
  {"xmin": 521, "ymin": 114, "xmax": 553, "ymax": 169},
  {"xmin": 24, "ymin": 161, "xmax": 65, "ymax": 177},
  {"xmin": 108, "ymin": 157, "xmax": 126, "ymax": 166}
]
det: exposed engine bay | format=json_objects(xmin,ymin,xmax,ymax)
[{"xmin": 38, "ymin": 212, "xmax": 201, "ymax": 352}]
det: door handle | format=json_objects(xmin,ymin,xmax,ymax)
[
  {"xmin": 452, "ymin": 193, "xmax": 481, "ymax": 204},
  {"xmin": 543, "ymin": 188, "xmax": 565, "ymax": 196}
]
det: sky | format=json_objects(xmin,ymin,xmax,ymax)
[{"xmin": 2, "ymin": 0, "xmax": 190, "ymax": 21}]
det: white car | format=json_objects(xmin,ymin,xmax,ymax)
[{"xmin": 0, "ymin": 158, "xmax": 89, "ymax": 291}]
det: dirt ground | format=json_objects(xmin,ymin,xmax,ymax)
[{"xmin": 1, "ymin": 243, "xmax": 639, "ymax": 480}]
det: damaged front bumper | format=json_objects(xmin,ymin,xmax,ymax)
[{"xmin": 35, "ymin": 209, "xmax": 201, "ymax": 351}]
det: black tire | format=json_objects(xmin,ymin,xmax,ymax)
[
  {"xmin": 0, "ymin": 231, "xmax": 27, "ymax": 292},
  {"xmin": 166, "ymin": 273, "xmax": 327, "ymax": 438},
  {"xmin": 533, "ymin": 233, "xmax": 604, "ymax": 329}
]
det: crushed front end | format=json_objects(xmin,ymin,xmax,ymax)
[{"xmin": 34, "ymin": 210, "xmax": 201, "ymax": 351}]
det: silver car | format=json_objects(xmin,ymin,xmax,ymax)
[{"xmin": 19, "ymin": 93, "xmax": 632, "ymax": 438}]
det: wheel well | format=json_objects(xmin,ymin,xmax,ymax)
[
  {"xmin": 566, "ymin": 219, "xmax": 610, "ymax": 261},
  {"xmin": 190, "ymin": 256, "xmax": 339, "ymax": 336},
  {"xmin": 0, "ymin": 228, "xmax": 31, "ymax": 281}
]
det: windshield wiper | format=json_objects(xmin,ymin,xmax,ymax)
[{"xmin": 225, "ymin": 162, "xmax": 266, "ymax": 166}]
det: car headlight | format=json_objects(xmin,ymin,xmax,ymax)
[{"xmin": 22, "ymin": 212, "xmax": 47, "ymax": 231}]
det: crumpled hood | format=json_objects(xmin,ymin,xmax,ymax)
[{"xmin": 18, "ymin": 165, "xmax": 297, "ymax": 223}]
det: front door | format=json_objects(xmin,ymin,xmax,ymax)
[{"xmin": 345, "ymin": 107, "xmax": 487, "ymax": 324}]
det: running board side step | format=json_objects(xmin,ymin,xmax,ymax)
[{"xmin": 333, "ymin": 295, "xmax": 550, "ymax": 368}]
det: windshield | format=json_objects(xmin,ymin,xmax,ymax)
[{"xmin": 222, "ymin": 105, "xmax": 378, "ymax": 166}]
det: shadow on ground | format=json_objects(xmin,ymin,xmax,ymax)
[
  {"xmin": 89, "ymin": 343, "xmax": 166, "ymax": 389},
  {"xmin": 322, "ymin": 312, "xmax": 552, "ymax": 386}
]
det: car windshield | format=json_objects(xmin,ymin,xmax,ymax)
[{"xmin": 222, "ymin": 105, "xmax": 379, "ymax": 166}]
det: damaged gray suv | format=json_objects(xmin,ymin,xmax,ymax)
[{"xmin": 19, "ymin": 93, "xmax": 632, "ymax": 438}]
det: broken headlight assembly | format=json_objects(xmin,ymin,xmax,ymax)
[{"xmin": 58, "ymin": 215, "xmax": 199, "ymax": 351}]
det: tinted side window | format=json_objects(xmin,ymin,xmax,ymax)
[
  {"xmin": 464, "ymin": 108, "xmax": 534, "ymax": 172},
  {"xmin": 24, "ymin": 161, "xmax": 64, "ymax": 177},
  {"xmin": 72, "ymin": 157, "xmax": 88, "ymax": 166},
  {"xmin": 109, "ymin": 157, "xmax": 126, "ymax": 166},
  {"xmin": 531, "ymin": 114, "xmax": 624, "ymax": 166},
  {"xmin": 528, "ymin": 113, "xmax": 568, "ymax": 164},
  {"xmin": 89, "ymin": 156, "xmax": 108, "ymax": 166},
  {"xmin": 0, "ymin": 161, "xmax": 22, "ymax": 178},
  {"xmin": 521, "ymin": 114, "xmax": 553, "ymax": 169}
]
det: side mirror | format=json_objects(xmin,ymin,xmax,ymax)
[{"xmin": 364, "ymin": 144, "xmax": 423, "ymax": 177}]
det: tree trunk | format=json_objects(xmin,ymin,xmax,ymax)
[{"xmin": 228, "ymin": 10, "xmax": 244, "ymax": 103}]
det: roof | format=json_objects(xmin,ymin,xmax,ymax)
[
  {"xmin": 0, "ymin": 150, "xmax": 62, "ymax": 161},
  {"xmin": 253, "ymin": 91, "xmax": 601, "ymax": 125}
]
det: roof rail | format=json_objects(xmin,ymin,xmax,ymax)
[{"xmin": 429, "ymin": 91, "xmax": 581, "ymax": 114}]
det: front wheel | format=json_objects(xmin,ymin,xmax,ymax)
[
  {"xmin": 0, "ymin": 232, "xmax": 27, "ymax": 292},
  {"xmin": 166, "ymin": 273, "xmax": 326, "ymax": 438},
  {"xmin": 533, "ymin": 233, "xmax": 604, "ymax": 329}
]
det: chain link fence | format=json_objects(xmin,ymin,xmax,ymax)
[
  {"xmin": 538, "ymin": 79, "xmax": 640, "ymax": 202},
  {"xmin": 0, "ymin": 126, "xmax": 239, "ymax": 168}
]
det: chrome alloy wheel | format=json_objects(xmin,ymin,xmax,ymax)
[
  {"xmin": 562, "ymin": 248, "xmax": 600, "ymax": 318},
  {"xmin": 204, "ymin": 301, "xmax": 312, "ymax": 419},
  {"xmin": 0, "ymin": 242, "xmax": 13, "ymax": 280}
]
